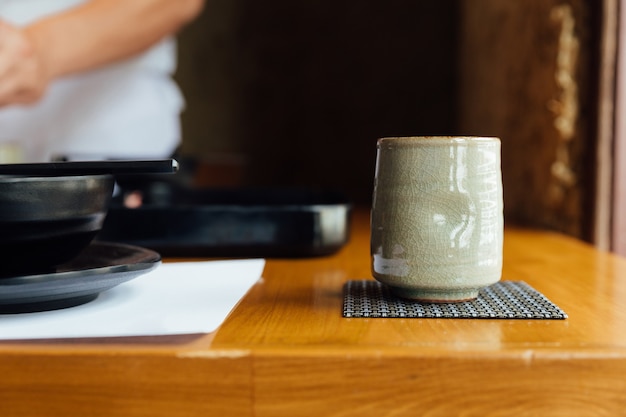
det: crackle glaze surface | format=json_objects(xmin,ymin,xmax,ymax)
[{"xmin": 370, "ymin": 136, "xmax": 503, "ymax": 302}]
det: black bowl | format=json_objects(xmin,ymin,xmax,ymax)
[{"xmin": 0, "ymin": 174, "xmax": 114, "ymax": 275}]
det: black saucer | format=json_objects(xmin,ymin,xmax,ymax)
[{"xmin": 0, "ymin": 241, "xmax": 161, "ymax": 313}]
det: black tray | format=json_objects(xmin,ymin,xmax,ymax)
[{"xmin": 97, "ymin": 186, "xmax": 351, "ymax": 258}]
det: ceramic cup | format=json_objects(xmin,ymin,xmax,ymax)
[{"xmin": 370, "ymin": 136, "xmax": 503, "ymax": 302}]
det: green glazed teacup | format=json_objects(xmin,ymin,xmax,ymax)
[{"xmin": 370, "ymin": 136, "xmax": 504, "ymax": 302}]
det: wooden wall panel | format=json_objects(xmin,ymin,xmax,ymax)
[
  {"xmin": 176, "ymin": 1, "xmax": 606, "ymax": 240},
  {"xmin": 458, "ymin": 0, "xmax": 599, "ymax": 240},
  {"xmin": 175, "ymin": 1, "xmax": 459, "ymax": 203}
]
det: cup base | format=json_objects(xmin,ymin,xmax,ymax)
[{"xmin": 389, "ymin": 286, "xmax": 480, "ymax": 303}]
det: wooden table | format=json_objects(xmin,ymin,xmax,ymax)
[{"xmin": 2, "ymin": 208, "xmax": 626, "ymax": 416}]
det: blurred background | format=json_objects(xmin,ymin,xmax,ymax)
[{"xmin": 172, "ymin": 0, "xmax": 617, "ymax": 250}]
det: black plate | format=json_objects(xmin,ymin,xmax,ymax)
[{"xmin": 0, "ymin": 242, "xmax": 161, "ymax": 314}]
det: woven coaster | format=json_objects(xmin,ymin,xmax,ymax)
[{"xmin": 343, "ymin": 280, "xmax": 567, "ymax": 319}]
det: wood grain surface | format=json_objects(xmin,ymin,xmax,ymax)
[{"xmin": 1, "ymin": 208, "xmax": 626, "ymax": 416}]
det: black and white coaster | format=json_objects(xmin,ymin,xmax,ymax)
[{"xmin": 343, "ymin": 280, "xmax": 567, "ymax": 319}]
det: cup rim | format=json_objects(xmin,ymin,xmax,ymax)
[{"xmin": 377, "ymin": 136, "xmax": 500, "ymax": 146}]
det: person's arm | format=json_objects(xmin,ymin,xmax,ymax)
[{"xmin": 0, "ymin": 0, "xmax": 204, "ymax": 106}]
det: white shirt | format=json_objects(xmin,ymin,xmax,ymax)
[{"xmin": 0, "ymin": 0, "xmax": 184, "ymax": 162}]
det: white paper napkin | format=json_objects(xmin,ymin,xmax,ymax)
[{"xmin": 0, "ymin": 259, "xmax": 265, "ymax": 340}]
